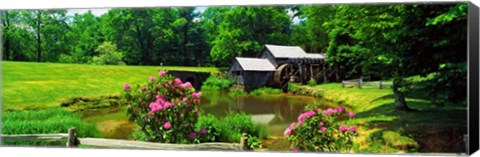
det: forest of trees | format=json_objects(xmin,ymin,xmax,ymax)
[{"xmin": 1, "ymin": 3, "xmax": 468, "ymax": 109}]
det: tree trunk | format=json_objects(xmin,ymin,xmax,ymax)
[
  {"xmin": 2, "ymin": 11, "xmax": 11, "ymax": 61},
  {"xmin": 36, "ymin": 11, "xmax": 42, "ymax": 62},
  {"xmin": 392, "ymin": 77, "xmax": 412, "ymax": 111}
]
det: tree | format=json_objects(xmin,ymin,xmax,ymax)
[
  {"xmin": 92, "ymin": 41, "xmax": 125, "ymax": 65},
  {"xmin": 203, "ymin": 6, "xmax": 291, "ymax": 66},
  {"xmin": 310, "ymin": 3, "xmax": 467, "ymax": 110}
]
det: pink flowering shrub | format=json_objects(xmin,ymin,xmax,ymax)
[
  {"xmin": 285, "ymin": 106, "xmax": 357, "ymax": 152},
  {"xmin": 122, "ymin": 70, "xmax": 206, "ymax": 144}
]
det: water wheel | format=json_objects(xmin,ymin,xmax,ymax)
[{"xmin": 274, "ymin": 64, "xmax": 295, "ymax": 91}]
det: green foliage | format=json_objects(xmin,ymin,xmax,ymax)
[
  {"xmin": 195, "ymin": 112, "xmax": 269, "ymax": 143},
  {"xmin": 285, "ymin": 106, "xmax": 357, "ymax": 152},
  {"xmin": 204, "ymin": 6, "xmax": 291, "ymax": 66},
  {"xmin": 250, "ymin": 87, "xmax": 282, "ymax": 96},
  {"xmin": 91, "ymin": 42, "xmax": 126, "ymax": 65},
  {"xmin": 2, "ymin": 108, "xmax": 100, "ymax": 145},
  {"xmin": 365, "ymin": 131, "xmax": 419, "ymax": 152},
  {"xmin": 201, "ymin": 75, "xmax": 233, "ymax": 90},
  {"xmin": 123, "ymin": 70, "xmax": 202, "ymax": 144},
  {"xmin": 247, "ymin": 135, "xmax": 262, "ymax": 149},
  {"xmin": 307, "ymin": 78, "xmax": 317, "ymax": 86},
  {"xmin": 228, "ymin": 88, "xmax": 248, "ymax": 96}
]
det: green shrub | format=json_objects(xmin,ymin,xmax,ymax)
[
  {"xmin": 195, "ymin": 112, "xmax": 268, "ymax": 143},
  {"xmin": 251, "ymin": 87, "xmax": 282, "ymax": 96},
  {"xmin": 201, "ymin": 75, "xmax": 233, "ymax": 90},
  {"xmin": 307, "ymin": 78, "xmax": 317, "ymax": 86},
  {"xmin": 229, "ymin": 88, "xmax": 247, "ymax": 96},
  {"xmin": 91, "ymin": 42, "xmax": 126, "ymax": 65},
  {"xmin": 2, "ymin": 108, "xmax": 100, "ymax": 146},
  {"xmin": 123, "ymin": 70, "xmax": 202, "ymax": 144},
  {"xmin": 363, "ymin": 130, "xmax": 419, "ymax": 152}
]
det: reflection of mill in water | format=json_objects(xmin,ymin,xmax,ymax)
[{"xmin": 231, "ymin": 95, "xmax": 313, "ymax": 126}]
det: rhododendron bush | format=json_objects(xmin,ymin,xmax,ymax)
[
  {"xmin": 122, "ymin": 70, "xmax": 205, "ymax": 144},
  {"xmin": 285, "ymin": 106, "xmax": 357, "ymax": 152}
]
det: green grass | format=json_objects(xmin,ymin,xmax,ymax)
[
  {"xmin": 294, "ymin": 83, "xmax": 467, "ymax": 153},
  {"xmin": 2, "ymin": 61, "xmax": 219, "ymax": 111},
  {"xmin": 250, "ymin": 87, "xmax": 282, "ymax": 96},
  {"xmin": 195, "ymin": 112, "xmax": 269, "ymax": 143},
  {"xmin": 2, "ymin": 108, "xmax": 100, "ymax": 146}
]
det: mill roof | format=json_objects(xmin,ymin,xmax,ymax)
[{"xmin": 235, "ymin": 57, "xmax": 276, "ymax": 71}]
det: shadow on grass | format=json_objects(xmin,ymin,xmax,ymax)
[{"xmin": 356, "ymin": 99, "xmax": 467, "ymax": 153}]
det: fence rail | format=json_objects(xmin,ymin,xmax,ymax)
[
  {"xmin": 341, "ymin": 76, "xmax": 391, "ymax": 89},
  {"xmin": 1, "ymin": 128, "xmax": 248, "ymax": 150}
]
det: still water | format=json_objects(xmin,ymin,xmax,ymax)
[{"xmin": 81, "ymin": 90, "xmax": 334, "ymax": 139}]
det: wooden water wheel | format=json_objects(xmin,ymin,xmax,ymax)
[{"xmin": 274, "ymin": 63, "xmax": 295, "ymax": 91}]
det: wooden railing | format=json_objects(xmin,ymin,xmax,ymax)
[
  {"xmin": 341, "ymin": 76, "xmax": 391, "ymax": 89},
  {"xmin": 1, "ymin": 128, "xmax": 248, "ymax": 150}
]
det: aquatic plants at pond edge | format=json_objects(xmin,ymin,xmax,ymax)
[
  {"xmin": 122, "ymin": 70, "xmax": 207, "ymax": 144},
  {"xmin": 2, "ymin": 108, "xmax": 100, "ymax": 146},
  {"xmin": 285, "ymin": 106, "xmax": 357, "ymax": 152}
]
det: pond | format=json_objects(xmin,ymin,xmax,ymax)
[{"xmin": 80, "ymin": 90, "xmax": 336, "ymax": 149}]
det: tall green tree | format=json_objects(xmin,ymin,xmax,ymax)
[
  {"xmin": 317, "ymin": 4, "xmax": 467, "ymax": 110},
  {"xmin": 203, "ymin": 6, "xmax": 291, "ymax": 66}
]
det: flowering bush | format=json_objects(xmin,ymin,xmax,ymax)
[
  {"xmin": 122, "ymin": 70, "xmax": 206, "ymax": 144},
  {"xmin": 285, "ymin": 106, "xmax": 357, "ymax": 152}
]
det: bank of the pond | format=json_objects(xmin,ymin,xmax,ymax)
[
  {"xmin": 64, "ymin": 90, "xmax": 335, "ymax": 151},
  {"xmin": 292, "ymin": 83, "xmax": 467, "ymax": 153}
]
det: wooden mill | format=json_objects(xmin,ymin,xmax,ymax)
[{"xmin": 228, "ymin": 44, "xmax": 328, "ymax": 91}]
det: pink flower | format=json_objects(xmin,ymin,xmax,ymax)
[
  {"xmin": 319, "ymin": 121, "xmax": 324, "ymax": 126},
  {"xmin": 339, "ymin": 125, "xmax": 347, "ymax": 133},
  {"xmin": 189, "ymin": 132, "xmax": 196, "ymax": 139},
  {"xmin": 185, "ymin": 105, "xmax": 191, "ymax": 110},
  {"xmin": 292, "ymin": 147, "xmax": 299, "ymax": 152},
  {"xmin": 179, "ymin": 82, "xmax": 193, "ymax": 89},
  {"xmin": 141, "ymin": 87, "xmax": 147, "ymax": 92},
  {"xmin": 163, "ymin": 101, "xmax": 174, "ymax": 108},
  {"xmin": 297, "ymin": 110, "xmax": 316, "ymax": 123},
  {"xmin": 320, "ymin": 127, "xmax": 327, "ymax": 132},
  {"xmin": 348, "ymin": 111, "xmax": 355, "ymax": 118},
  {"xmin": 323, "ymin": 108, "xmax": 336, "ymax": 116},
  {"xmin": 159, "ymin": 70, "xmax": 166, "ymax": 77},
  {"xmin": 199, "ymin": 129, "xmax": 207, "ymax": 135},
  {"xmin": 336, "ymin": 107, "xmax": 345, "ymax": 113},
  {"xmin": 150, "ymin": 76, "xmax": 156, "ymax": 82},
  {"xmin": 191, "ymin": 92, "xmax": 202, "ymax": 99},
  {"xmin": 172, "ymin": 78, "xmax": 182, "ymax": 85},
  {"xmin": 181, "ymin": 97, "xmax": 188, "ymax": 102},
  {"xmin": 123, "ymin": 84, "xmax": 131, "ymax": 90},
  {"xmin": 348, "ymin": 126, "xmax": 356, "ymax": 132},
  {"xmin": 164, "ymin": 122, "xmax": 171, "ymax": 130},
  {"xmin": 284, "ymin": 123, "xmax": 295, "ymax": 136}
]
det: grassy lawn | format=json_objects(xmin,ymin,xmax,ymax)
[
  {"xmin": 295, "ymin": 83, "xmax": 467, "ymax": 153},
  {"xmin": 2, "ymin": 61, "xmax": 219, "ymax": 111}
]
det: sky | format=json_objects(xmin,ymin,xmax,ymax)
[{"xmin": 66, "ymin": 7, "xmax": 301, "ymax": 24}]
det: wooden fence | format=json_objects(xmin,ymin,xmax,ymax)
[
  {"xmin": 1, "ymin": 128, "xmax": 248, "ymax": 151},
  {"xmin": 341, "ymin": 76, "xmax": 391, "ymax": 89}
]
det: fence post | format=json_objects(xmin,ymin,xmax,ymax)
[
  {"xmin": 240, "ymin": 133, "xmax": 249, "ymax": 150},
  {"xmin": 66, "ymin": 127, "xmax": 77, "ymax": 147},
  {"xmin": 379, "ymin": 81, "xmax": 383, "ymax": 89},
  {"xmin": 359, "ymin": 76, "xmax": 363, "ymax": 89}
]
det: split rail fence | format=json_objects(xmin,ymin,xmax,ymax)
[{"xmin": 1, "ymin": 127, "xmax": 248, "ymax": 151}]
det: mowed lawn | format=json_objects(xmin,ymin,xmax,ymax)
[
  {"xmin": 2, "ymin": 61, "xmax": 219, "ymax": 111},
  {"xmin": 297, "ymin": 83, "xmax": 467, "ymax": 152}
]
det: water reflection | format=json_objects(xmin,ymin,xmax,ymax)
[
  {"xmin": 81, "ymin": 90, "xmax": 334, "ymax": 138},
  {"xmin": 200, "ymin": 90, "xmax": 332, "ymax": 136}
]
